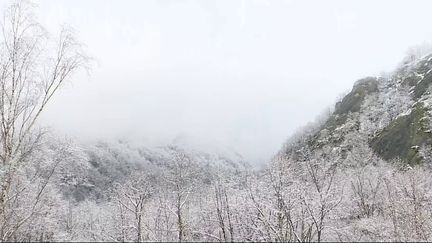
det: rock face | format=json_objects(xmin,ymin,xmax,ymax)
[
  {"xmin": 281, "ymin": 54, "xmax": 432, "ymax": 165},
  {"xmin": 321, "ymin": 77, "xmax": 379, "ymax": 134},
  {"xmin": 371, "ymin": 103, "xmax": 432, "ymax": 164},
  {"xmin": 334, "ymin": 77, "xmax": 379, "ymax": 116}
]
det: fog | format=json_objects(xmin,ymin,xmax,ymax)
[{"xmin": 21, "ymin": 0, "xmax": 432, "ymax": 163}]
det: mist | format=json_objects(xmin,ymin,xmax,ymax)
[
  {"xmin": 30, "ymin": 0, "xmax": 432, "ymax": 163},
  {"xmin": 3, "ymin": 0, "xmax": 432, "ymax": 241}
]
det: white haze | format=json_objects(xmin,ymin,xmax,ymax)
[{"xmin": 10, "ymin": 0, "xmax": 430, "ymax": 163}]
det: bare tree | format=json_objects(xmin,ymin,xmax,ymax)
[
  {"xmin": 301, "ymin": 153, "xmax": 343, "ymax": 243},
  {"xmin": 163, "ymin": 147, "xmax": 199, "ymax": 242},
  {"xmin": 350, "ymin": 166, "xmax": 384, "ymax": 218},
  {"xmin": 0, "ymin": 0, "xmax": 88, "ymax": 240},
  {"xmin": 214, "ymin": 182, "xmax": 235, "ymax": 242},
  {"xmin": 268, "ymin": 155, "xmax": 312, "ymax": 243},
  {"xmin": 114, "ymin": 172, "xmax": 156, "ymax": 242}
]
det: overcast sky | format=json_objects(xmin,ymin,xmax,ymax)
[{"xmin": 9, "ymin": 0, "xmax": 432, "ymax": 163}]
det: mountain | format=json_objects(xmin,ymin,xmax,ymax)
[
  {"xmin": 57, "ymin": 140, "xmax": 247, "ymax": 202},
  {"xmin": 280, "ymin": 53, "xmax": 432, "ymax": 166}
]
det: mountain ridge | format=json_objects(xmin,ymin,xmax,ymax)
[{"xmin": 280, "ymin": 53, "xmax": 432, "ymax": 166}]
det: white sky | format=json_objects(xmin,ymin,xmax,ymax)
[{"xmin": 8, "ymin": 0, "xmax": 432, "ymax": 163}]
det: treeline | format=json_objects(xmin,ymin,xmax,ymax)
[{"xmin": 13, "ymin": 138, "xmax": 432, "ymax": 242}]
